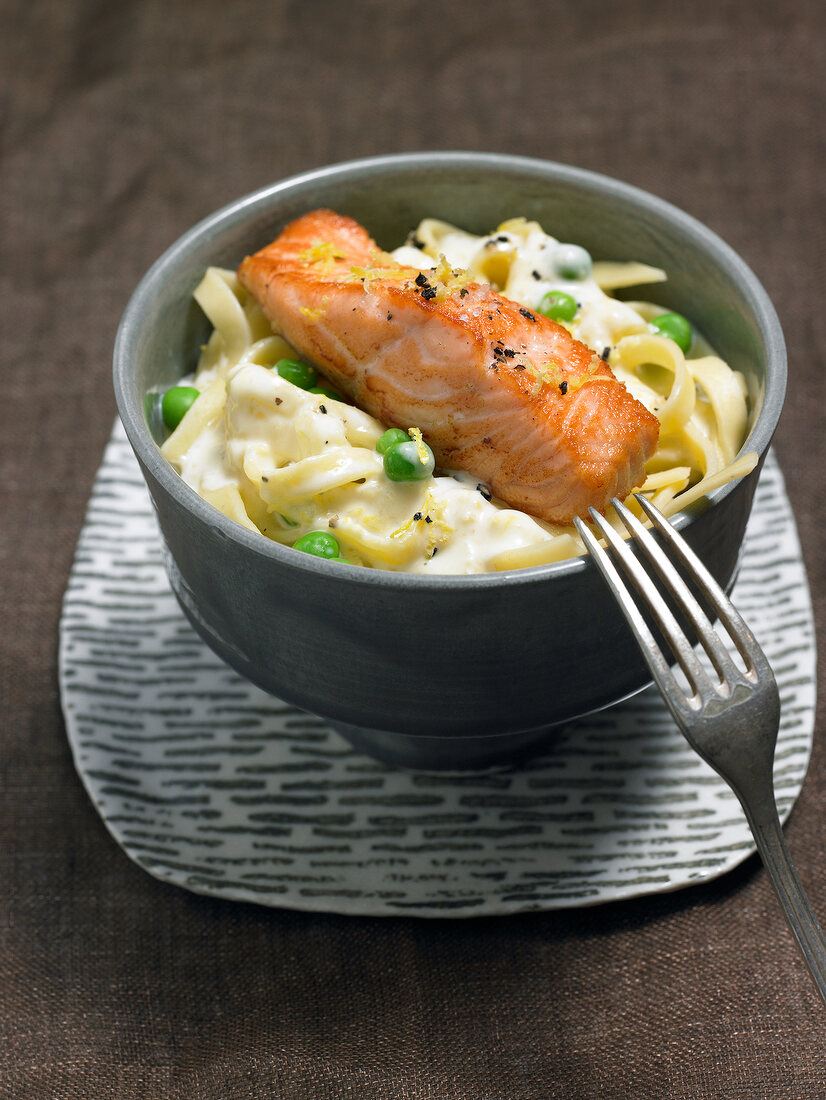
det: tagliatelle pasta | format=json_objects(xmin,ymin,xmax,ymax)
[{"xmin": 159, "ymin": 218, "xmax": 756, "ymax": 573}]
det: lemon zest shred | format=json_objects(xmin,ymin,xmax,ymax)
[
  {"xmin": 419, "ymin": 490, "xmax": 451, "ymax": 557},
  {"xmin": 524, "ymin": 352, "xmax": 608, "ymax": 397},
  {"xmin": 299, "ymin": 305, "xmax": 325, "ymax": 322},
  {"xmin": 298, "ymin": 295, "xmax": 329, "ymax": 322},
  {"xmin": 298, "ymin": 242, "xmax": 347, "ymax": 265},
  {"xmin": 389, "ymin": 516, "xmax": 416, "ymax": 541},
  {"xmin": 347, "ymin": 264, "xmax": 415, "ymax": 294},
  {"xmin": 525, "ymin": 360, "xmax": 562, "ymax": 395},
  {"xmin": 407, "ymin": 426, "xmax": 430, "ymax": 465}
]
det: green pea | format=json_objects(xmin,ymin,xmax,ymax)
[
  {"xmin": 383, "ymin": 440, "xmax": 435, "ymax": 481},
  {"xmin": 161, "ymin": 385, "xmax": 200, "ymax": 430},
  {"xmin": 376, "ymin": 428, "xmax": 411, "ymax": 455},
  {"xmin": 537, "ymin": 290, "xmax": 578, "ymax": 323},
  {"xmin": 650, "ymin": 312, "xmax": 692, "ymax": 354},
  {"xmin": 292, "ymin": 531, "xmax": 341, "ymax": 559},
  {"xmin": 274, "ymin": 358, "xmax": 317, "ymax": 390},
  {"xmin": 553, "ymin": 244, "xmax": 592, "ymax": 280}
]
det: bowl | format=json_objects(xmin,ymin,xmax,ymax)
[{"xmin": 113, "ymin": 152, "xmax": 786, "ymax": 770}]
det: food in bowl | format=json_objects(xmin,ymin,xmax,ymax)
[{"xmin": 158, "ymin": 209, "xmax": 755, "ymax": 574}]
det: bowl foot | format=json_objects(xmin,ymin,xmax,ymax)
[{"xmin": 328, "ymin": 720, "xmax": 566, "ymax": 774}]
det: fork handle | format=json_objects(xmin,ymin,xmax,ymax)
[{"xmin": 743, "ymin": 802, "xmax": 826, "ymax": 1006}]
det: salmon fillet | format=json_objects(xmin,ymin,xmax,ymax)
[{"xmin": 237, "ymin": 209, "xmax": 659, "ymax": 525}]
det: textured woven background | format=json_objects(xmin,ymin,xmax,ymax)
[{"xmin": 3, "ymin": 1, "xmax": 825, "ymax": 1095}]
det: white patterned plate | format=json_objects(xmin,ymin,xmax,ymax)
[{"xmin": 58, "ymin": 424, "xmax": 816, "ymax": 916}]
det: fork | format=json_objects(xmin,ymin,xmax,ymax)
[{"xmin": 574, "ymin": 494, "xmax": 826, "ymax": 1005}]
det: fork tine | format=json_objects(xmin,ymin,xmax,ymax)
[
  {"xmin": 610, "ymin": 497, "xmax": 745, "ymax": 688},
  {"xmin": 632, "ymin": 493, "xmax": 766, "ymax": 676},
  {"xmin": 573, "ymin": 513, "xmax": 709, "ymax": 710}
]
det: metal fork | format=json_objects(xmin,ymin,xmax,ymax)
[{"xmin": 574, "ymin": 494, "xmax": 826, "ymax": 1005}]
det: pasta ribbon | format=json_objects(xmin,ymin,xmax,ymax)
[
  {"xmin": 688, "ymin": 356, "xmax": 749, "ymax": 466},
  {"xmin": 613, "ymin": 333, "xmax": 695, "ymax": 434},
  {"xmin": 194, "ymin": 268, "xmax": 254, "ymax": 363},
  {"xmin": 160, "ymin": 376, "xmax": 226, "ymax": 464},
  {"xmin": 245, "ymin": 447, "xmax": 382, "ymax": 506},
  {"xmin": 199, "ymin": 485, "xmax": 260, "ymax": 532},
  {"xmin": 592, "ymin": 261, "xmax": 666, "ymax": 291}
]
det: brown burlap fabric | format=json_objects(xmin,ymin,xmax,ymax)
[{"xmin": 3, "ymin": 0, "xmax": 826, "ymax": 1095}]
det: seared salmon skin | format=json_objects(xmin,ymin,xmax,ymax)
[{"xmin": 237, "ymin": 210, "xmax": 659, "ymax": 524}]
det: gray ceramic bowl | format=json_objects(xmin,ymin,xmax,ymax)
[{"xmin": 114, "ymin": 152, "xmax": 786, "ymax": 770}]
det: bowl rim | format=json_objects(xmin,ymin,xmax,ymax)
[{"xmin": 113, "ymin": 150, "xmax": 787, "ymax": 591}]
